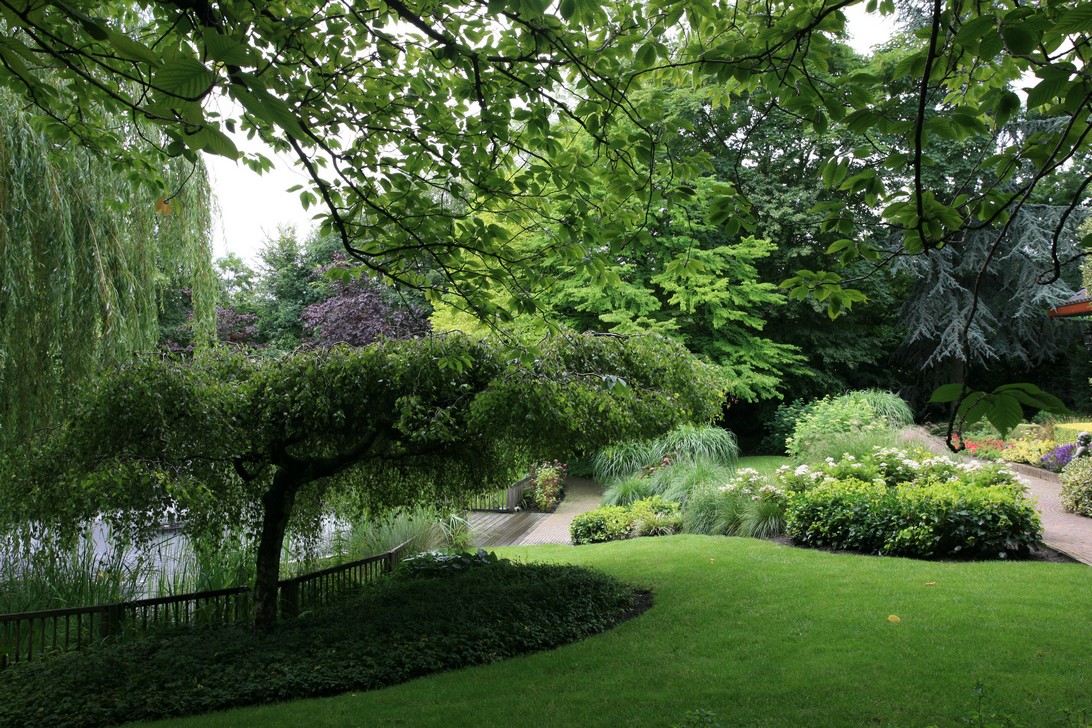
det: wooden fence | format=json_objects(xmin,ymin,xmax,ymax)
[
  {"xmin": 0, "ymin": 543, "xmax": 407, "ymax": 670},
  {"xmin": 463, "ymin": 476, "xmax": 532, "ymax": 512}
]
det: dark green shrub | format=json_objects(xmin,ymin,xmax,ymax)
[
  {"xmin": 0, "ymin": 561, "xmax": 638, "ymax": 728},
  {"xmin": 785, "ymin": 478, "xmax": 1042, "ymax": 559},
  {"xmin": 570, "ymin": 505, "xmax": 632, "ymax": 545},
  {"xmin": 1060, "ymin": 457, "xmax": 1092, "ymax": 516},
  {"xmin": 784, "ymin": 479, "xmax": 892, "ymax": 553},
  {"xmin": 760, "ymin": 398, "xmax": 817, "ymax": 454}
]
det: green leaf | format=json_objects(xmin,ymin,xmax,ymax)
[
  {"xmin": 202, "ymin": 30, "xmax": 253, "ymax": 66},
  {"xmin": 232, "ymin": 86, "xmax": 306, "ymax": 138},
  {"xmin": 984, "ymin": 393, "xmax": 1024, "ymax": 438},
  {"xmin": 154, "ymin": 58, "xmax": 215, "ymax": 100},
  {"xmin": 1001, "ymin": 26, "xmax": 1034, "ymax": 55},
  {"xmin": 636, "ymin": 42, "xmax": 658, "ymax": 68},
  {"xmin": 1025, "ymin": 77, "xmax": 1069, "ymax": 109},
  {"xmin": 929, "ymin": 383, "xmax": 966, "ymax": 404},
  {"xmin": 956, "ymin": 393, "xmax": 990, "ymax": 430},
  {"xmin": 106, "ymin": 31, "xmax": 161, "ymax": 65},
  {"xmin": 1055, "ymin": 6, "xmax": 1092, "ymax": 33},
  {"xmin": 188, "ymin": 125, "xmax": 240, "ymax": 159}
]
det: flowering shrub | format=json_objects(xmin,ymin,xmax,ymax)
[
  {"xmin": 1041, "ymin": 443, "xmax": 1077, "ymax": 473},
  {"xmin": 784, "ymin": 449, "xmax": 1041, "ymax": 559},
  {"xmin": 530, "ymin": 460, "xmax": 567, "ymax": 511},
  {"xmin": 639, "ymin": 455, "xmax": 673, "ymax": 479},
  {"xmin": 1060, "ymin": 457, "xmax": 1092, "ymax": 517},
  {"xmin": 953, "ymin": 437, "xmax": 1011, "ymax": 460}
]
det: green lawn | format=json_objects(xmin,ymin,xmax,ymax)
[
  {"xmin": 737, "ymin": 455, "xmax": 790, "ymax": 474},
  {"xmin": 141, "ymin": 535, "xmax": 1092, "ymax": 728}
]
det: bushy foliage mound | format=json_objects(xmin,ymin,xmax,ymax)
[
  {"xmin": 784, "ymin": 450, "xmax": 1041, "ymax": 559},
  {"xmin": 0, "ymin": 560, "xmax": 637, "ymax": 728},
  {"xmin": 786, "ymin": 390, "xmax": 913, "ymax": 461},
  {"xmin": 1060, "ymin": 458, "xmax": 1092, "ymax": 517},
  {"xmin": 760, "ymin": 399, "xmax": 818, "ymax": 454},
  {"xmin": 571, "ymin": 497, "xmax": 681, "ymax": 544}
]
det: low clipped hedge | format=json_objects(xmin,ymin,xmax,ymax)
[
  {"xmin": 785, "ymin": 479, "xmax": 1042, "ymax": 559},
  {"xmin": 0, "ymin": 559, "xmax": 638, "ymax": 728}
]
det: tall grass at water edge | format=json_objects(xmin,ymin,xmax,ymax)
[
  {"xmin": 1, "ymin": 507, "xmax": 459, "ymax": 615},
  {"xmin": 0, "ymin": 530, "xmax": 147, "ymax": 615}
]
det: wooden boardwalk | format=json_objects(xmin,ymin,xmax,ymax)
[
  {"xmin": 469, "ymin": 511, "xmax": 550, "ymax": 547},
  {"xmin": 469, "ymin": 478, "xmax": 604, "ymax": 547}
]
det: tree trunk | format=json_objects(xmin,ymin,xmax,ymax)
[{"xmin": 252, "ymin": 467, "xmax": 301, "ymax": 631}]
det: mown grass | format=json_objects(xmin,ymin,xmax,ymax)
[{"xmin": 139, "ymin": 535, "xmax": 1092, "ymax": 728}]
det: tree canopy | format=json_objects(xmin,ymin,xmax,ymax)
[
  {"xmin": 0, "ymin": 332, "xmax": 725, "ymax": 628},
  {"xmin": 3, "ymin": 0, "xmax": 1088, "ymax": 327}
]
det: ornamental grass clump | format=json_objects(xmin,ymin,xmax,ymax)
[
  {"xmin": 591, "ymin": 425, "xmax": 738, "ymax": 484},
  {"xmin": 784, "ymin": 449, "xmax": 1041, "ymax": 560},
  {"xmin": 681, "ymin": 468, "xmax": 788, "ymax": 539}
]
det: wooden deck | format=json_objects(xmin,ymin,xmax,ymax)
[{"xmin": 469, "ymin": 511, "xmax": 550, "ymax": 547}]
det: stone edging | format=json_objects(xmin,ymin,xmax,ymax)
[{"xmin": 1007, "ymin": 461, "xmax": 1061, "ymax": 484}]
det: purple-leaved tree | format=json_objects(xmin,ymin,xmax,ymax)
[{"xmin": 302, "ymin": 266, "xmax": 430, "ymax": 348}]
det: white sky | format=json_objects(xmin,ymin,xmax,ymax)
[{"xmin": 207, "ymin": 8, "xmax": 895, "ymax": 264}]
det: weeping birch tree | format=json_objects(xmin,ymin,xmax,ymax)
[{"xmin": 0, "ymin": 91, "xmax": 215, "ymax": 446}]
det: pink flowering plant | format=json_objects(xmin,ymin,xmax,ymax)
[{"xmin": 531, "ymin": 460, "xmax": 567, "ymax": 511}]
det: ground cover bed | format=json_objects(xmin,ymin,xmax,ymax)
[
  {"xmin": 0, "ymin": 557, "xmax": 637, "ymax": 728},
  {"xmin": 132, "ymin": 535, "xmax": 1092, "ymax": 728}
]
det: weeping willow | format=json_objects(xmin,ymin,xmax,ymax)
[{"xmin": 0, "ymin": 91, "xmax": 215, "ymax": 446}]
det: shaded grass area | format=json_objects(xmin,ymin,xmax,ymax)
[
  {"xmin": 737, "ymin": 455, "xmax": 790, "ymax": 474},
  {"xmin": 140, "ymin": 536, "xmax": 1092, "ymax": 728}
]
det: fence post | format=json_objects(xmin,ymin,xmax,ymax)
[
  {"xmin": 101, "ymin": 604, "xmax": 123, "ymax": 641},
  {"xmin": 279, "ymin": 580, "xmax": 299, "ymax": 618}
]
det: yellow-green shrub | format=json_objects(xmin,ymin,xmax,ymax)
[
  {"xmin": 1053, "ymin": 423, "xmax": 1092, "ymax": 444},
  {"xmin": 1001, "ymin": 439, "xmax": 1056, "ymax": 465}
]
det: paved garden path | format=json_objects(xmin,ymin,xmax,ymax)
[
  {"xmin": 1008, "ymin": 464, "xmax": 1092, "ymax": 565},
  {"xmin": 470, "ymin": 477, "xmax": 603, "ymax": 547}
]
